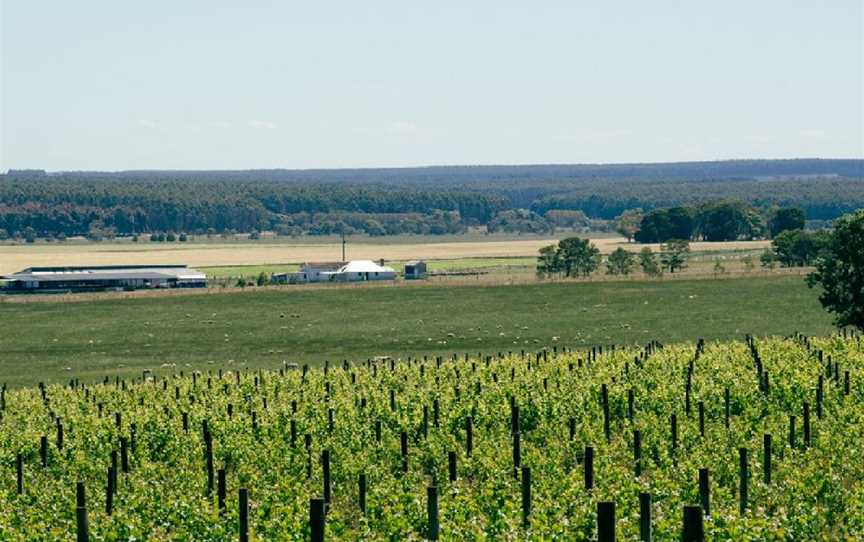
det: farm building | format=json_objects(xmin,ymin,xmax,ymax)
[
  {"xmin": 403, "ymin": 260, "xmax": 427, "ymax": 280},
  {"xmin": 274, "ymin": 261, "xmax": 346, "ymax": 284},
  {"xmin": 276, "ymin": 260, "xmax": 396, "ymax": 283},
  {"xmin": 330, "ymin": 260, "xmax": 396, "ymax": 282},
  {"xmin": 1, "ymin": 265, "xmax": 207, "ymax": 293}
]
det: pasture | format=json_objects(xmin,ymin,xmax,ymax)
[
  {"xmin": 0, "ymin": 275, "xmax": 831, "ymax": 387},
  {"xmin": 0, "ymin": 236, "xmax": 770, "ymax": 276}
]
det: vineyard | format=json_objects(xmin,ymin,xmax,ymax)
[{"xmin": 1, "ymin": 333, "xmax": 862, "ymax": 541}]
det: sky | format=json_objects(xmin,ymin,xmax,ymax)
[{"xmin": 1, "ymin": 1, "xmax": 862, "ymax": 171}]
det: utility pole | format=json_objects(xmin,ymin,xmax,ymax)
[{"xmin": 341, "ymin": 231, "xmax": 346, "ymax": 262}]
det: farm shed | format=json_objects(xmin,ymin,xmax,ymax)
[
  {"xmin": 404, "ymin": 260, "xmax": 427, "ymax": 280},
  {"xmin": 1, "ymin": 265, "xmax": 207, "ymax": 293}
]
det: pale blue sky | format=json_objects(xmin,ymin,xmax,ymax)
[{"xmin": 1, "ymin": 1, "xmax": 862, "ymax": 171}]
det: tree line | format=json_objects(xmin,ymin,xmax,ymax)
[
  {"xmin": 537, "ymin": 238, "xmax": 691, "ymax": 279},
  {"xmin": 0, "ymin": 177, "xmax": 504, "ymax": 239},
  {"xmin": 620, "ymin": 202, "xmax": 805, "ymax": 244},
  {"xmin": 0, "ymin": 159, "xmax": 860, "ymax": 240}
]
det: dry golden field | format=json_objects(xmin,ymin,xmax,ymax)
[{"xmin": 0, "ymin": 236, "xmax": 770, "ymax": 275}]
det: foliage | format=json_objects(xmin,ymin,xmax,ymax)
[
  {"xmin": 634, "ymin": 207, "xmax": 694, "ymax": 243},
  {"xmin": 770, "ymin": 230, "xmax": 828, "ymax": 267},
  {"xmin": 695, "ymin": 201, "xmax": 764, "ymax": 241},
  {"xmin": 0, "ymin": 334, "xmax": 862, "ymax": 540},
  {"xmin": 770, "ymin": 208, "xmax": 806, "ymax": 238},
  {"xmin": 661, "ymin": 239, "xmax": 690, "ymax": 273},
  {"xmin": 536, "ymin": 245, "xmax": 561, "ymax": 278},
  {"xmin": 488, "ymin": 210, "xmax": 553, "ymax": 235},
  {"xmin": 543, "ymin": 210, "xmax": 590, "ymax": 230},
  {"xmin": 536, "ymin": 237, "xmax": 600, "ymax": 278},
  {"xmin": 2, "ymin": 160, "xmax": 861, "ymax": 239},
  {"xmin": 639, "ymin": 248, "xmax": 662, "ymax": 277},
  {"xmin": 605, "ymin": 248, "xmax": 636, "ymax": 275},
  {"xmin": 614, "ymin": 209, "xmax": 643, "ymax": 242},
  {"xmin": 807, "ymin": 209, "xmax": 864, "ymax": 330}
]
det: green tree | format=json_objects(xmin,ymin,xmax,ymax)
[
  {"xmin": 557, "ymin": 237, "xmax": 600, "ymax": 277},
  {"xmin": 771, "ymin": 229, "xmax": 827, "ymax": 267},
  {"xmin": 635, "ymin": 210, "xmax": 672, "ymax": 243},
  {"xmin": 770, "ymin": 207, "xmax": 806, "ymax": 237},
  {"xmin": 667, "ymin": 207, "xmax": 695, "ymax": 240},
  {"xmin": 615, "ymin": 209, "xmax": 643, "ymax": 242},
  {"xmin": 606, "ymin": 247, "xmax": 636, "ymax": 275},
  {"xmin": 256, "ymin": 272, "xmax": 269, "ymax": 287},
  {"xmin": 536, "ymin": 244, "xmax": 561, "ymax": 278},
  {"xmin": 661, "ymin": 239, "xmax": 690, "ymax": 273},
  {"xmin": 713, "ymin": 258, "xmax": 727, "ymax": 277},
  {"xmin": 696, "ymin": 202, "xmax": 763, "ymax": 241},
  {"xmin": 23, "ymin": 227, "xmax": 37, "ymax": 243},
  {"xmin": 806, "ymin": 210, "xmax": 864, "ymax": 330},
  {"xmin": 639, "ymin": 247, "xmax": 662, "ymax": 277},
  {"xmin": 634, "ymin": 207, "xmax": 693, "ymax": 243},
  {"xmin": 86, "ymin": 220, "xmax": 116, "ymax": 242},
  {"xmin": 760, "ymin": 249, "xmax": 777, "ymax": 269}
]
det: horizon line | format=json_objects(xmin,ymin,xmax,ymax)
[{"xmin": 4, "ymin": 156, "xmax": 862, "ymax": 175}]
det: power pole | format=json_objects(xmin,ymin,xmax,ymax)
[{"xmin": 341, "ymin": 231, "xmax": 346, "ymax": 262}]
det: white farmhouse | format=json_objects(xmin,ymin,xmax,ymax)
[
  {"xmin": 324, "ymin": 260, "xmax": 396, "ymax": 282},
  {"xmin": 277, "ymin": 260, "xmax": 396, "ymax": 284}
]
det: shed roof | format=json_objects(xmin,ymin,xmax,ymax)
[
  {"xmin": 337, "ymin": 260, "xmax": 396, "ymax": 273},
  {"xmin": 300, "ymin": 262, "xmax": 346, "ymax": 270},
  {"xmin": 2, "ymin": 266, "xmax": 206, "ymax": 282}
]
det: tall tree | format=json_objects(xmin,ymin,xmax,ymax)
[
  {"xmin": 536, "ymin": 244, "xmax": 560, "ymax": 278},
  {"xmin": 696, "ymin": 201, "xmax": 764, "ymax": 241},
  {"xmin": 770, "ymin": 207, "xmax": 806, "ymax": 237},
  {"xmin": 667, "ymin": 207, "xmax": 695, "ymax": 241},
  {"xmin": 557, "ymin": 237, "xmax": 601, "ymax": 277},
  {"xmin": 639, "ymin": 247, "xmax": 662, "ymax": 277},
  {"xmin": 606, "ymin": 247, "xmax": 636, "ymax": 275},
  {"xmin": 615, "ymin": 209, "xmax": 643, "ymax": 242},
  {"xmin": 771, "ymin": 229, "xmax": 828, "ymax": 267},
  {"xmin": 807, "ymin": 210, "xmax": 864, "ymax": 330},
  {"xmin": 661, "ymin": 239, "xmax": 690, "ymax": 273}
]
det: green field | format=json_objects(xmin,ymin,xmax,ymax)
[
  {"xmin": 200, "ymin": 257, "xmax": 537, "ymax": 280},
  {"xmin": 0, "ymin": 275, "xmax": 833, "ymax": 387}
]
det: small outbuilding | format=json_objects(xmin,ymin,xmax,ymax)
[{"xmin": 404, "ymin": 260, "xmax": 427, "ymax": 280}]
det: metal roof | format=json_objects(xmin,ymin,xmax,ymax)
[
  {"xmin": 3, "ymin": 266, "xmax": 206, "ymax": 282},
  {"xmin": 20, "ymin": 265, "xmax": 189, "ymax": 273},
  {"xmin": 300, "ymin": 262, "xmax": 346, "ymax": 270},
  {"xmin": 336, "ymin": 260, "xmax": 396, "ymax": 273}
]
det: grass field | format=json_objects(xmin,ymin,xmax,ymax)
[
  {"xmin": 0, "ymin": 236, "xmax": 770, "ymax": 275},
  {"xmin": 200, "ymin": 257, "xmax": 537, "ymax": 279},
  {"xmin": 0, "ymin": 275, "xmax": 831, "ymax": 387}
]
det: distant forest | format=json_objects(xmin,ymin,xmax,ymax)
[{"xmin": 1, "ymin": 159, "xmax": 861, "ymax": 239}]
